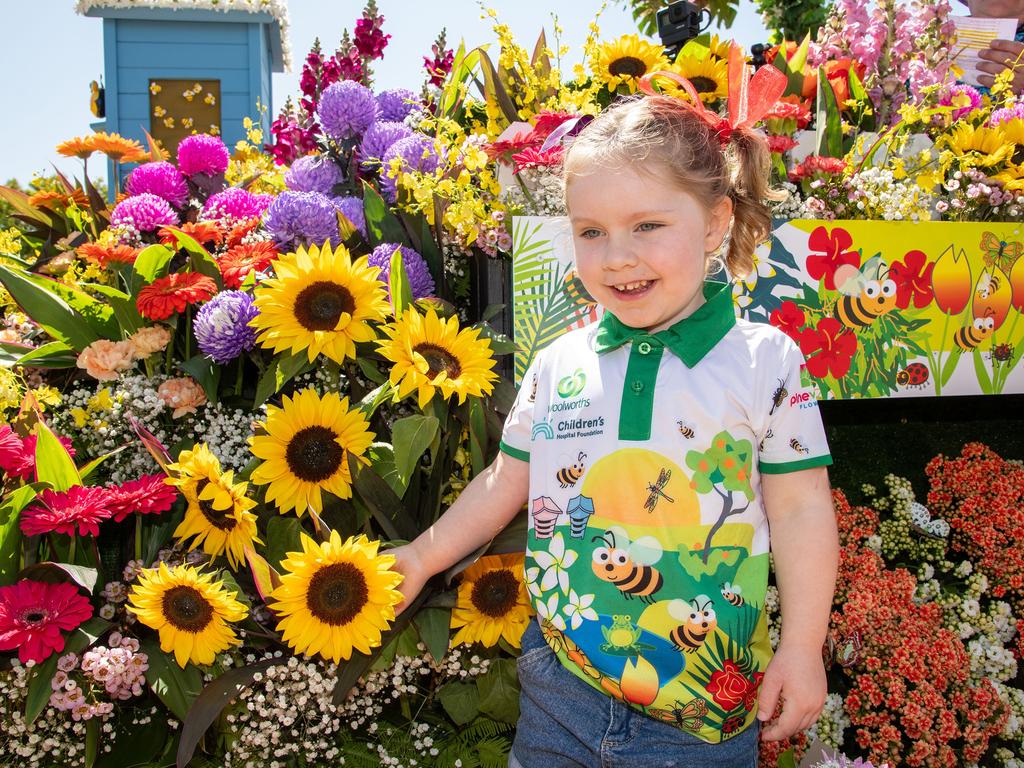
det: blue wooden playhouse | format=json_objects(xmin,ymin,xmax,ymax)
[{"xmin": 77, "ymin": 0, "xmax": 290, "ymax": 186}]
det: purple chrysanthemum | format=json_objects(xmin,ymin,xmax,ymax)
[
  {"xmin": 201, "ymin": 187, "xmax": 274, "ymax": 222},
  {"xmin": 376, "ymin": 88, "xmax": 418, "ymax": 122},
  {"xmin": 331, "ymin": 195, "xmax": 367, "ymax": 239},
  {"xmin": 369, "ymin": 242, "xmax": 435, "ymax": 299},
  {"xmin": 990, "ymin": 103, "xmax": 1024, "ymax": 126},
  {"xmin": 193, "ymin": 290, "xmax": 259, "ymax": 364},
  {"xmin": 125, "ymin": 162, "xmax": 189, "ymax": 208},
  {"xmin": 110, "ymin": 193, "xmax": 179, "ymax": 233},
  {"xmin": 317, "ymin": 80, "xmax": 379, "ymax": 141},
  {"xmin": 380, "ymin": 134, "xmax": 439, "ymax": 201},
  {"xmin": 359, "ymin": 121, "xmax": 413, "ymax": 170},
  {"xmin": 939, "ymin": 84, "xmax": 983, "ymax": 121},
  {"xmin": 284, "ymin": 154, "xmax": 345, "ymax": 194},
  {"xmin": 264, "ymin": 191, "xmax": 340, "ymax": 248},
  {"xmin": 177, "ymin": 134, "xmax": 230, "ymax": 177}
]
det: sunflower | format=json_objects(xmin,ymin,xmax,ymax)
[
  {"xmin": 249, "ymin": 388, "xmax": 374, "ymax": 515},
  {"xmin": 269, "ymin": 531, "xmax": 403, "ymax": 663},
  {"xmin": 671, "ymin": 55, "xmax": 729, "ymax": 104},
  {"xmin": 377, "ymin": 308, "xmax": 499, "ymax": 409},
  {"xmin": 706, "ymin": 34, "xmax": 732, "ymax": 61},
  {"xmin": 56, "ymin": 136, "xmax": 97, "ymax": 159},
  {"xmin": 89, "ymin": 131, "xmax": 149, "ymax": 163},
  {"xmin": 251, "ymin": 241, "xmax": 390, "ymax": 364},
  {"xmin": 591, "ymin": 34, "xmax": 669, "ymax": 92},
  {"xmin": 940, "ymin": 124, "xmax": 1012, "ymax": 168},
  {"xmin": 450, "ymin": 553, "xmax": 532, "ymax": 649},
  {"xmin": 173, "ymin": 470, "xmax": 261, "ymax": 569},
  {"xmin": 166, "ymin": 443, "xmax": 225, "ymax": 493},
  {"xmin": 127, "ymin": 562, "xmax": 248, "ymax": 667}
]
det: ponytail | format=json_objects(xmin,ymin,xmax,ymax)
[{"xmin": 724, "ymin": 128, "xmax": 784, "ymax": 280}]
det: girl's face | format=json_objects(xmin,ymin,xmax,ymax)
[{"xmin": 566, "ymin": 163, "xmax": 732, "ymax": 331}]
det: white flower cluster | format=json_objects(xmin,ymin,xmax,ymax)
[
  {"xmin": 502, "ymin": 167, "xmax": 567, "ymax": 217},
  {"xmin": 763, "ymin": 585, "xmax": 781, "ymax": 650},
  {"xmin": 767, "ymin": 181, "xmax": 806, "ymax": 220},
  {"xmin": 993, "ymin": 681, "xmax": 1024, "ymax": 752},
  {"xmin": 807, "ymin": 692, "xmax": 851, "ymax": 750},
  {"xmin": 846, "ymin": 167, "xmax": 936, "ymax": 222}
]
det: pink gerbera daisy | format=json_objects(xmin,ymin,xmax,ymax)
[
  {"xmin": 106, "ymin": 474, "xmax": 179, "ymax": 522},
  {"xmin": 20, "ymin": 486, "xmax": 115, "ymax": 537},
  {"xmin": 0, "ymin": 580, "xmax": 93, "ymax": 663},
  {"xmin": 0, "ymin": 428, "xmax": 76, "ymax": 481}
]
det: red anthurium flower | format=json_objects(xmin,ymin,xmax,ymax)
[
  {"xmin": 889, "ymin": 250, "xmax": 935, "ymax": 309},
  {"xmin": 806, "ymin": 226, "xmax": 861, "ymax": 291},
  {"xmin": 769, "ymin": 300, "xmax": 806, "ymax": 341},
  {"xmin": 800, "ymin": 317, "xmax": 858, "ymax": 379}
]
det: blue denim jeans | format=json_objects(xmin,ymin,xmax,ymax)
[{"xmin": 510, "ymin": 622, "xmax": 760, "ymax": 768}]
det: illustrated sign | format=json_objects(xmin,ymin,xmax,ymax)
[{"xmin": 148, "ymin": 79, "xmax": 221, "ymax": 158}]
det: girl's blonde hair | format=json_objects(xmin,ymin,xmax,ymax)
[{"xmin": 562, "ymin": 95, "xmax": 781, "ymax": 279}]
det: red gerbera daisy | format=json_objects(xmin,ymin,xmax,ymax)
[
  {"xmin": 106, "ymin": 473, "xmax": 179, "ymax": 522},
  {"xmin": 20, "ymin": 485, "xmax": 116, "ymax": 537},
  {"xmin": 217, "ymin": 241, "xmax": 278, "ymax": 289},
  {"xmin": 78, "ymin": 242, "xmax": 140, "ymax": 268},
  {"xmin": 0, "ymin": 428, "xmax": 76, "ymax": 481},
  {"xmin": 158, "ymin": 221, "xmax": 225, "ymax": 249},
  {"xmin": 136, "ymin": 272, "xmax": 217, "ymax": 321},
  {"xmin": 0, "ymin": 580, "xmax": 93, "ymax": 664},
  {"xmin": 0, "ymin": 425, "xmax": 24, "ymax": 474},
  {"xmin": 512, "ymin": 146, "xmax": 565, "ymax": 174},
  {"xmin": 224, "ymin": 217, "xmax": 262, "ymax": 249}
]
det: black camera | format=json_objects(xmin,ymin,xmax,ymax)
[{"xmin": 656, "ymin": 1, "xmax": 711, "ymax": 60}]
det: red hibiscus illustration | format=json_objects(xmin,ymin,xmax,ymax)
[
  {"xmin": 769, "ymin": 300, "xmax": 806, "ymax": 342},
  {"xmin": 706, "ymin": 659, "xmax": 752, "ymax": 711},
  {"xmin": 889, "ymin": 250, "xmax": 935, "ymax": 309},
  {"xmin": 799, "ymin": 317, "xmax": 858, "ymax": 379},
  {"xmin": 806, "ymin": 226, "xmax": 860, "ymax": 291}
]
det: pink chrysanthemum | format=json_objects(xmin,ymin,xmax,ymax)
[
  {"xmin": 989, "ymin": 103, "xmax": 1024, "ymax": 126},
  {"xmin": 110, "ymin": 193, "xmax": 179, "ymax": 233},
  {"xmin": 177, "ymin": 134, "xmax": 230, "ymax": 177},
  {"xmin": 20, "ymin": 486, "xmax": 116, "ymax": 537},
  {"xmin": 940, "ymin": 84, "xmax": 983, "ymax": 121},
  {"xmin": 0, "ymin": 428, "xmax": 75, "ymax": 481},
  {"xmin": 202, "ymin": 187, "xmax": 275, "ymax": 222},
  {"xmin": 0, "ymin": 580, "xmax": 93, "ymax": 664},
  {"xmin": 106, "ymin": 474, "xmax": 180, "ymax": 522},
  {"xmin": 125, "ymin": 161, "xmax": 189, "ymax": 208}
]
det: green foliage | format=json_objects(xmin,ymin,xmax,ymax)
[
  {"xmin": 755, "ymin": 0, "xmax": 829, "ymax": 42},
  {"xmin": 624, "ymin": 0, "xmax": 738, "ymax": 35}
]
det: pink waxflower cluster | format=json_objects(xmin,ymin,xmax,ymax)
[{"xmin": 50, "ymin": 632, "xmax": 148, "ymax": 720}]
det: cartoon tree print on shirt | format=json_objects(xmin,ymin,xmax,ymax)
[{"xmin": 685, "ymin": 431, "xmax": 755, "ymax": 563}]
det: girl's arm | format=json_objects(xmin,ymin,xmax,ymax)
[
  {"xmin": 756, "ymin": 465, "xmax": 838, "ymax": 741},
  {"xmin": 391, "ymin": 451, "xmax": 531, "ymax": 612}
]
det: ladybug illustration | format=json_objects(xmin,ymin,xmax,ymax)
[
  {"xmin": 990, "ymin": 343, "xmax": 1014, "ymax": 363},
  {"xmin": 896, "ymin": 362, "xmax": 929, "ymax": 388}
]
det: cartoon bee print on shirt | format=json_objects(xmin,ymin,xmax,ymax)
[
  {"xmin": 789, "ymin": 437, "xmax": 809, "ymax": 455},
  {"xmin": 591, "ymin": 528, "xmax": 664, "ymax": 603},
  {"xmin": 668, "ymin": 595, "xmax": 718, "ymax": 653},
  {"xmin": 528, "ymin": 371, "xmax": 538, "ymax": 403},
  {"xmin": 720, "ymin": 581, "xmax": 745, "ymax": 607},
  {"xmin": 556, "ymin": 452, "xmax": 586, "ymax": 488},
  {"xmin": 676, "ymin": 420, "xmax": 695, "ymax": 439}
]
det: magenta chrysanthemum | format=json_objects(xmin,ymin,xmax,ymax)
[
  {"xmin": 125, "ymin": 161, "xmax": 189, "ymax": 207},
  {"xmin": 20, "ymin": 486, "xmax": 116, "ymax": 537},
  {"xmin": 110, "ymin": 193, "xmax": 179, "ymax": 233},
  {"xmin": 317, "ymin": 80, "xmax": 378, "ymax": 141},
  {"xmin": 177, "ymin": 134, "xmax": 230, "ymax": 177},
  {"xmin": 0, "ymin": 580, "xmax": 93, "ymax": 664},
  {"xmin": 106, "ymin": 474, "xmax": 179, "ymax": 522},
  {"xmin": 202, "ymin": 187, "xmax": 274, "ymax": 222}
]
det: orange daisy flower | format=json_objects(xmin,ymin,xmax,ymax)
[
  {"xmin": 56, "ymin": 136, "xmax": 97, "ymax": 159},
  {"xmin": 78, "ymin": 242, "xmax": 140, "ymax": 268},
  {"xmin": 137, "ymin": 273, "xmax": 217, "ymax": 321},
  {"xmin": 90, "ymin": 132, "xmax": 149, "ymax": 163},
  {"xmin": 28, "ymin": 189, "xmax": 89, "ymax": 209},
  {"xmin": 159, "ymin": 221, "xmax": 225, "ymax": 249},
  {"xmin": 224, "ymin": 217, "xmax": 262, "ymax": 249},
  {"xmin": 217, "ymin": 241, "xmax": 278, "ymax": 289}
]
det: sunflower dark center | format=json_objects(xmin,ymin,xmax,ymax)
[
  {"xmin": 162, "ymin": 585, "xmax": 213, "ymax": 633},
  {"xmin": 470, "ymin": 569, "xmax": 519, "ymax": 618},
  {"xmin": 306, "ymin": 562, "xmax": 369, "ymax": 626},
  {"xmin": 285, "ymin": 426, "xmax": 345, "ymax": 482},
  {"xmin": 198, "ymin": 498, "xmax": 237, "ymax": 531},
  {"xmin": 294, "ymin": 281, "xmax": 355, "ymax": 331},
  {"xmin": 21, "ymin": 609, "xmax": 48, "ymax": 624},
  {"xmin": 608, "ymin": 56, "xmax": 647, "ymax": 78},
  {"xmin": 413, "ymin": 343, "xmax": 462, "ymax": 381},
  {"xmin": 1012, "ymin": 145, "xmax": 1024, "ymax": 165},
  {"xmin": 690, "ymin": 76, "xmax": 717, "ymax": 93}
]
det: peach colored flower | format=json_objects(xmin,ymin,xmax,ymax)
[
  {"xmin": 157, "ymin": 378, "xmax": 207, "ymax": 418},
  {"xmin": 129, "ymin": 326, "xmax": 172, "ymax": 358},
  {"xmin": 76, "ymin": 340, "xmax": 136, "ymax": 381},
  {"xmin": 0, "ymin": 329, "xmax": 21, "ymax": 343}
]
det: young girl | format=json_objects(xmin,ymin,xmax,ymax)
[{"xmin": 394, "ymin": 94, "xmax": 839, "ymax": 767}]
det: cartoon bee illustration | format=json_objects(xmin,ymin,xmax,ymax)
[
  {"xmin": 556, "ymin": 452, "xmax": 586, "ymax": 488},
  {"xmin": 758, "ymin": 428, "xmax": 774, "ymax": 453},
  {"xmin": 976, "ymin": 268, "xmax": 1002, "ymax": 300},
  {"xmin": 591, "ymin": 527, "xmax": 664, "ymax": 603},
  {"xmin": 600, "ymin": 615, "xmax": 653, "ymax": 656},
  {"xmin": 668, "ymin": 595, "xmax": 718, "ymax": 653},
  {"xmin": 953, "ymin": 313, "xmax": 995, "ymax": 351},
  {"xmin": 528, "ymin": 372, "xmax": 538, "ymax": 403},
  {"xmin": 769, "ymin": 378, "xmax": 787, "ymax": 415},
  {"xmin": 676, "ymin": 420, "xmax": 695, "ymax": 439},
  {"xmin": 89, "ymin": 79, "xmax": 105, "ymax": 118},
  {"xmin": 649, "ymin": 699, "xmax": 708, "ymax": 731},
  {"xmin": 720, "ymin": 581, "xmax": 745, "ymax": 607},
  {"xmin": 832, "ymin": 256, "xmax": 898, "ymax": 329},
  {"xmin": 563, "ymin": 269, "xmax": 597, "ymax": 309},
  {"xmin": 643, "ymin": 468, "xmax": 674, "ymax": 513},
  {"xmin": 895, "ymin": 361, "xmax": 929, "ymax": 388},
  {"xmin": 789, "ymin": 438, "xmax": 809, "ymax": 455}
]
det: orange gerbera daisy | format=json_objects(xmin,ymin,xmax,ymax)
[
  {"xmin": 28, "ymin": 189, "xmax": 89, "ymax": 209},
  {"xmin": 224, "ymin": 217, "xmax": 262, "ymax": 249},
  {"xmin": 137, "ymin": 272, "xmax": 217, "ymax": 321},
  {"xmin": 159, "ymin": 221, "xmax": 225, "ymax": 249},
  {"xmin": 90, "ymin": 132, "xmax": 149, "ymax": 163},
  {"xmin": 78, "ymin": 242, "xmax": 140, "ymax": 267},
  {"xmin": 56, "ymin": 136, "xmax": 97, "ymax": 159},
  {"xmin": 217, "ymin": 241, "xmax": 278, "ymax": 288}
]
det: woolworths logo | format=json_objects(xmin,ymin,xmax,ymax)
[{"xmin": 557, "ymin": 369, "xmax": 586, "ymax": 398}]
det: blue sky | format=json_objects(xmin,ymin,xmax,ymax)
[{"xmin": 2, "ymin": 0, "xmax": 772, "ymax": 187}]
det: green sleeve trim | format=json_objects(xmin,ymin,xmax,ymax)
[
  {"xmin": 759, "ymin": 455, "xmax": 833, "ymax": 474},
  {"xmin": 499, "ymin": 441, "xmax": 530, "ymax": 462}
]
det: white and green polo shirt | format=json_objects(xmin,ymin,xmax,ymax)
[{"xmin": 500, "ymin": 280, "xmax": 831, "ymax": 744}]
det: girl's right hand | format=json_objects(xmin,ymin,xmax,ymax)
[{"xmin": 389, "ymin": 544, "xmax": 431, "ymax": 615}]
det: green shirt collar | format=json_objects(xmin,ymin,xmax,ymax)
[{"xmin": 593, "ymin": 281, "xmax": 736, "ymax": 368}]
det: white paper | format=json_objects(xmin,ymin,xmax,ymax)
[{"xmin": 952, "ymin": 16, "xmax": 1019, "ymax": 87}]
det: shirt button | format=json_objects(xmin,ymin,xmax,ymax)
[
  {"xmin": 631, "ymin": 380, "xmax": 644, "ymax": 393},
  {"xmin": 637, "ymin": 341, "xmax": 652, "ymax": 355}
]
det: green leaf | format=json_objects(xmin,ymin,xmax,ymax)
[
  {"xmin": 972, "ymin": 347, "xmax": 993, "ymax": 394},
  {"xmin": 0, "ymin": 341, "xmax": 32, "ymax": 367},
  {"xmin": 264, "ymin": 516, "xmax": 305, "ymax": 571},
  {"xmin": 389, "ymin": 247, "xmax": 414, "ymax": 314},
  {"xmin": 0, "ymin": 485, "xmax": 35, "ymax": 584},
  {"xmin": 25, "ymin": 617, "xmax": 111, "ymax": 723},
  {"xmin": 0, "ymin": 264, "xmax": 101, "ymax": 351},
  {"xmin": 16, "ymin": 341, "xmax": 78, "ymax": 368},
  {"xmin": 468, "ymin": 398, "xmax": 487, "ymax": 477},
  {"xmin": 162, "ymin": 227, "xmax": 223, "ymax": 290},
  {"xmin": 244, "ymin": 545, "xmax": 282, "ymax": 604},
  {"xmin": 94, "ymin": 710, "xmax": 170, "ymax": 768},
  {"xmin": 476, "ymin": 658, "xmax": 519, "ymax": 723},
  {"xmin": 140, "ymin": 636, "xmax": 203, "ymax": 720},
  {"xmin": 88, "ymin": 283, "xmax": 145, "ymax": 335},
  {"xmin": 34, "ymin": 421, "xmax": 82, "ymax": 491},
  {"xmin": 86, "ymin": 717, "xmax": 100, "ymax": 768},
  {"xmin": 438, "ymin": 681, "xmax": 481, "ymax": 726},
  {"xmin": 253, "ymin": 352, "xmax": 310, "ymax": 406},
  {"xmin": 361, "ymin": 181, "xmax": 407, "ymax": 247},
  {"xmin": 177, "ymin": 354, "xmax": 221, "ymax": 404},
  {"xmin": 776, "ymin": 747, "xmax": 798, "ymax": 768},
  {"xmin": 475, "ymin": 48, "xmax": 519, "ymax": 124},
  {"xmin": 392, "ymin": 415, "xmax": 439, "ymax": 492},
  {"xmin": 79, "ymin": 448, "xmax": 123, "ymax": 483},
  {"xmin": 848, "ymin": 63, "xmax": 868, "ymax": 103},
  {"xmin": 19, "ymin": 562, "xmax": 98, "ymax": 592},
  {"xmin": 350, "ymin": 456, "xmax": 419, "ymax": 540},
  {"xmin": 413, "ymin": 607, "xmax": 451, "ymax": 662},
  {"xmin": 130, "ymin": 244, "xmax": 175, "ymax": 294},
  {"xmin": 366, "ymin": 442, "xmax": 403, "ymax": 497},
  {"xmin": 816, "ymin": 65, "xmax": 844, "ymax": 158},
  {"xmin": 940, "ymin": 348, "xmax": 963, "ymax": 387}
]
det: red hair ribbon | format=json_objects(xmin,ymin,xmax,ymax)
[{"xmin": 638, "ymin": 42, "xmax": 787, "ymax": 146}]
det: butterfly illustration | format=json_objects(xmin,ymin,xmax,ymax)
[
  {"xmin": 649, "ymin": 699, "xmax": 708, "ymax": 731},
  {"xmin": 980, "ymin": 231, "xmax": 1022, "ymax": 272}
]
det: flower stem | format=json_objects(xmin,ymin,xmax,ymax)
[{"xmin": 135, "ymin": 514, "xmax": 143, "ymax": 563}]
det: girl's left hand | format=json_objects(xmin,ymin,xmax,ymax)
[
  {"xmin": 755, "ymin": 643, "xmax": 827, "ymax": 741},
  {"xmin": 978, "ymin": 40, "xmax": 1024, "ymax": 94}
]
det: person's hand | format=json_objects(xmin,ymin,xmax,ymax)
[
  {"xmin": 389, "ymin": 543, "xmax": 432, "ymax": 615},
  {"xmin": 756, "ymin": 642, "xmax": 827, "ymax": 741},
  {"xmin": 978, "ymin": 39, "xmax": 1024, "ymax": 93}
]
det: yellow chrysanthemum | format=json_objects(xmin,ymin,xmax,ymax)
[
  {"xmin": 377, "ymin": 308, "xmax": 499, "ymax": 410},
  {"xmin": 270, "ymin": 531, "xmax": 403, "ymax": 663},
  {"xmin": 173, "ymin": 471, "xmax": 261, "ymax": 570},
  {"xmin": 671, "ymin": 55, "xmax": 729, "ymax": 104},
  {"xmin": 940, "ymin": 124, "xmax": 1012, "ymax": 167},
  {"xmin": 251, "ymin": 241, "xmax": 390, "ymax": 364},
  {"xmin": 127, "ymin": 563, "xmax": 248, "ymax": 668},
  {"xmin": 249, "ymin": 388, "xmax": 374, "ymax": 515},
  {"xmin": 591, "ymin": 34, "xmax": 669, "ymax": 92},
  {"xmin": 450, "ymin": 553, "xmax": 532, "ymax": 649}
]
